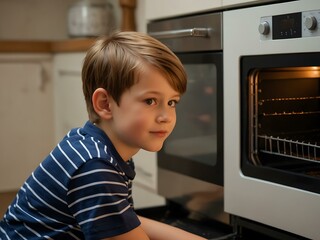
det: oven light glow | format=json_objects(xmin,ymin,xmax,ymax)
[
  {"xmin": 311, "ymin": 66, "xmax": 320, "ymax": 70},
  {"xmin": 290, "ymin": 66, "xmax": 320, "ymax": 78},
  {"xmin": 308, "ymin": 66, "xmax": 320, "ymax": 78}
]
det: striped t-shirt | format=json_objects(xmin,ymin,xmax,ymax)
[{"xmin": 0, "ymin": 121, "xmax": 140, "ymax": 240}]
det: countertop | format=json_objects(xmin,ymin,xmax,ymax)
[{"xmin": 0, "ymin": 38, "xmax": 97, "ymax": 53}]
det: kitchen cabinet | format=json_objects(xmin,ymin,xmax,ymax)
[
  {"xmin": 53, "ymin": 53, "xmax": 88, "ymax": 142},
  {"xmin": 145, "ymin": 0, "xmax": 282, "ymax": 21},
  {"xmin": 0, "ymin": 54, "xmax": 55, "ymax": 191},
  {"xmin": 222, "ymin": 0, "xmax": 279, "ymax": 7},
  {"xmin": 145, "ymin": 0, "xmax": 222, "ymax": 20},
  {"xmin": 132, "ymin": 150, "xmax": 165, "ymax": 209}
]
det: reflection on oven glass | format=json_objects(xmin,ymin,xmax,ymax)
[{"xmin": 164, "ymin": 64, "xmax": 217, "ymax": 166}]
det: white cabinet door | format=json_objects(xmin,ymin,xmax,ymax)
[
  {"xmin": 133, "ymin": 150, "xmax": 158, "ymax": 191},
  {"xmin": 132, "ymin": 150, "xmax": 165, "ymax": 209},
  {"xmin": 222, "ymin": 0, "xmax": 279, "ymax": 7},
  {"xmin": 133, "ymin": 183, "xmax": 165, "ymax": 209},
  {"xmin": 53, "ymin": 53, "xmax": 88, "ymax": 142},
  {"xmin": 145, "ymin": 0, "xmax": 222, "ymax": 20},
  {"xmin": 0, "ymin": 55, "xmax": 54, "ymax": 191}
]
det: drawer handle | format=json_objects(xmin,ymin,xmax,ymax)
[{"xmin": 149, "ymin": 28, "xmax": 212, "ymax": 39}]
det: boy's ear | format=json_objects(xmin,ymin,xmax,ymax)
[{"xmin": 92, "ymin": 88, "xmax": 113, "ymax": 119}]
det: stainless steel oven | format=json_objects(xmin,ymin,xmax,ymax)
[
  {"xmin": 224, "ymin": 0, "xmax": 320, "ymax": 239},
  {"xmin": 148, "ymin": 12, "xmax": 227, "ymax": 224}
]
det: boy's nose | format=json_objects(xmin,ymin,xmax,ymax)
[{"xmin": 156, "ymin": 107, "xmax": 175, "ymax": 123}]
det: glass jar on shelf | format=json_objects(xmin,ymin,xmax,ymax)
[{"xmin": 68, "ymin": 0, "xmax": 115, "ymax": 38}]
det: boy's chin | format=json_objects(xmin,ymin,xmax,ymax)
[{"xmin": 143, "ymin": 144, "xmax": 163, "ymax": 152}]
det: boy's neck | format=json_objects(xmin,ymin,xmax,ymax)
[{"xmin": 94, "ymin": 121, "xmax": 140, "ymax": 161}]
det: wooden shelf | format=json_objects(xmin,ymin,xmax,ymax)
[
  {"xmin": 51, "ymin": 38, "xmax": 97, "ymax": 53},
  {"xmin": 0, "ymin": 38, "xmax": 97, "ymax": 53},
  {"xmin": 0, "ymin": 41, "xmax": 52, "ymax": 53}
]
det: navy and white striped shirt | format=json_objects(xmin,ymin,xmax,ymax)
[{"xmin": 0, "ymin": 121, "xmax": 140, "ymax": 240}]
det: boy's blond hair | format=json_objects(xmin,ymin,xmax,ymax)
[{"xmin": 82, "ymin": 31, "xmax": 187, "ymax": 123}]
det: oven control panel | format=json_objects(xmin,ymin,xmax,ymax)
[{"xmin": 259, "ymin": 9, "xmax": 320, "ymax": 40}]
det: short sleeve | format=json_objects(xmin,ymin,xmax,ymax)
[{"xmin": 67, "ymin": 158, "xmax": 140, "ymax": 240}]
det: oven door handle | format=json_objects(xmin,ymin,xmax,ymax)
[{"xmin": 148, "ymin": 28, "xmax": 212, "ymax": 39}]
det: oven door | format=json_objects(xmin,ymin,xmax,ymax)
[
  {"xmin": 158, "ymin": 51, "xmax": 223, "ymax": 186},
  {"xmin": 241, "ymin": 52, "xmax": 320, "ymax": 194}
]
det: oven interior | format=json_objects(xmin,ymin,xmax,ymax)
[
  {"xmin": 241, "ymin": 53, "xmax": 320, "ymax": 193},
  {"xmin": 249, "ymin": 67, "xmax": 320, "ymax": 174}
]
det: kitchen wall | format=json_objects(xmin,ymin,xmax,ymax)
[
  {"xmin": 0, "ymin": 0, "xmax": 146, "ymax": 40},
  {"xmin": 0, "ymin": 0, "xmax": 76, "ymax": 40}
]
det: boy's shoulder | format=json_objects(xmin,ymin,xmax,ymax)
[{"xmin": 55, "ymin": 126, "xmax": 116, "ymax": 169}]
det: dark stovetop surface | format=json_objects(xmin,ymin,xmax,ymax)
[
  {"xmin": 136, "ymin": 205, "xmax": 232, "ymax": 239},
  {"xmin": 135, "ymin": 205, "xmax": 280, "ymax": 240}
]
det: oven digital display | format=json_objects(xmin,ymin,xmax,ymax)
[{"xmin": 272, "ymin": 12, "xmax": 302, "ymax": 39}]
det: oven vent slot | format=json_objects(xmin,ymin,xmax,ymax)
[{"xmin": 258, "ymin": 135, "xmax": 320, "ymax": 163}]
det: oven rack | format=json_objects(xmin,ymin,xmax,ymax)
[
  {"xmin": 259, "ymin": 96, "xmax": 320, "ymax": 116},
  {"xmin": 262, "ymin": 110, "xmax": 320, "ymax": 117},
  {"xmin": 260, "ymin": 95, "xmax": 320, "ymax": 103},
  {"xmin": 258, "ymin": 135, "xmax": 320, "ymax": 163}
]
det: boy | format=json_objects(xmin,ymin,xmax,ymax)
[{"xmin": 0, "ymin": 32, "xmax": 206, "ymax": 240}]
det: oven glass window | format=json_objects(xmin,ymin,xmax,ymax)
[
  {"xmin": 248, "ymin": 67, "xmax": 320, "ymax": 176},
  {"xmin": 241, "ymin": 53, "xmax": 320, "ymax": 193},
  {"xmin": 242, "ymin": 63, "xmax": 320, "ymax": 192},
  {"xmin": 163, "ymin": 63, "xmax": 218, "ymax": 167}
]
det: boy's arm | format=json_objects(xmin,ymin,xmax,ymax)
[
  {"xmin": 138, "ymin": 215, "xmax": 207, "ymax": 240},
  {"xmin": 102, "ymin": 215, "xmax": 207, "ymax": 240},
  {"xmin": 103, "ymin": 225, "xmax": 150, "ymax": 240}
]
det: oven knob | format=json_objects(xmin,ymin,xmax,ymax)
[
  {"xmin": 305, "ymin": 16, "xmax": 317, "ymax": 30},
  {"xmin": 258, "ymin": 21, "xmax": 270, "ymax": 35}
]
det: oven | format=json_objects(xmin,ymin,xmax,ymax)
[
  {"xmin": 224, "ymin": 0, "xmax": 320, "ymax": 239},
  {"xmin": 147, "ymin": 12, "xmax": 228, "ymax": 227}
]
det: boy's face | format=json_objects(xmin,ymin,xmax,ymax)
[{"xmin": 109, "ymin": 65, "xmax": 181, "ymax": 157}]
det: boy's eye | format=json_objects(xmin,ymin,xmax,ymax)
[
  {"xmin": 145, "ymin": 98, "xmax": 156, "ymax": 105},
  {"xmin": 168, "ymin": 100, "xmax": 179, "ymax": 107}
]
